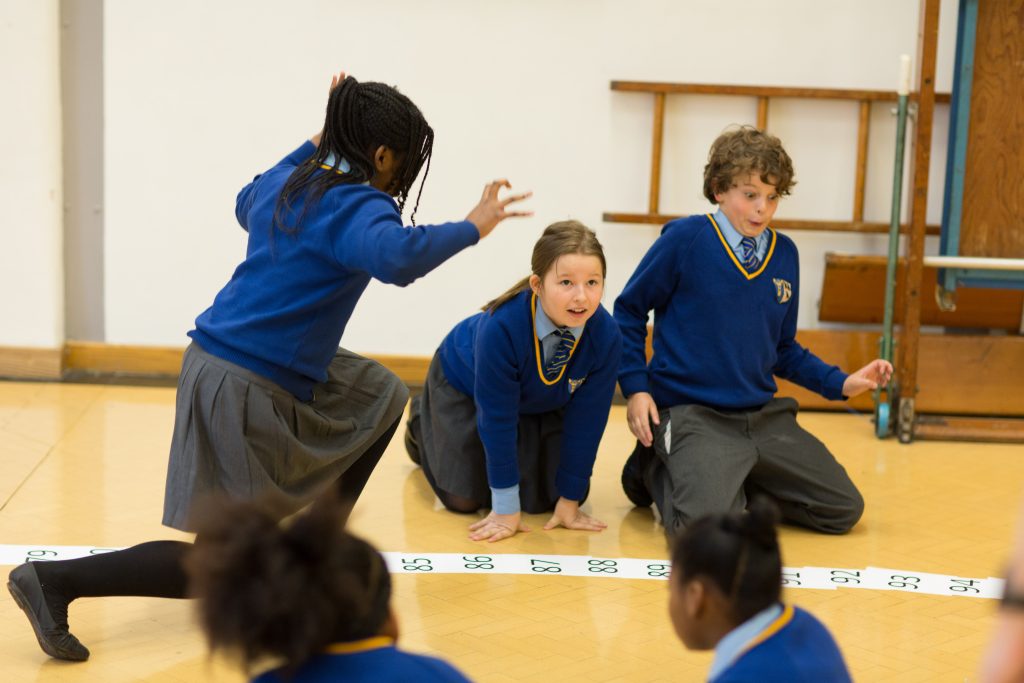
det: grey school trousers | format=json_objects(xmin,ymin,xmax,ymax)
[{"xmin": 645, "ymin": 397, "xmax": 864, "ymax": 535}]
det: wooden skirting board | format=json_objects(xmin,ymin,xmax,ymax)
[
  {"xmin": 63, "ymin": 342, "xmax": 187, "ymax": 376},
  {"xmin": 0, "ymin": 346, "xmax": 63, "ymax": 380},
  {"xmin": 58, "ymin": 343, "xmax": 434, "ymax": 387},
  {"xmin": 1, "ymin": 332, "xmax": 1022, "ymax": 417}
]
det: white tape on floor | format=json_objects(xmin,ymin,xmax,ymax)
[{"xmin": 0, "ymin": 545, "xmax": 1003, "ymax": 600}]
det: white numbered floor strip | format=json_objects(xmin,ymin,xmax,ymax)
[{"xmin": 0, "ymin": 546, "xmax": 1003, "ymax": 600}]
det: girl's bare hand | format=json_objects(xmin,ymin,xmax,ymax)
[
  {"xmin": 543, "ymin": 498, "xmax": 607, "ymax": 532},
  {"xmin": 469, "ymin": 510, "xmax": 530, "ymax": 543},
  {"xmin": 466, "ymin": 180, "xmax": 533, "ymax": 238}
]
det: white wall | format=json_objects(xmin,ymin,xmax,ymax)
[
  {"xmin": 2, "ymin": 0, "xmax": 961, "ymax": 355},
  {"xmin": 62, "ymin": 0, "xmax": 105, "ymax": 341},
  {"xmin": 0, "ymin": 0, "xmax": 64, "ymax": 348}
]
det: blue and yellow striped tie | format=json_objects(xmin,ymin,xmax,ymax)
[
  {"xmin": 544, "ymin": 327, "xmax": 576, "ymax": 380},
  {"xmin": 740, "ymin": 236, "xmax": 760, "ymax": 272}
]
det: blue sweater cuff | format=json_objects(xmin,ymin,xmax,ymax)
[
  {"xmin": 490, "ymin": 485, "xmax": 520, "ymax": 515},
  {"xmin": 556, "ymin": 470, "xmax": 588, "ymax": 502},
  {"xmin": 824, "ymin": 369, "xmax": 849, "ymax": 401},
  {"xmin": 453, "ymin": 219, "xmax": 481, "ymax": 246},
  {"xmin": 619, "ymin": 370, "xmax": 649, "ymax": 398},
  {"xmin": 487, "ymin": 458, "xmax": 520, "ymax": 491}
]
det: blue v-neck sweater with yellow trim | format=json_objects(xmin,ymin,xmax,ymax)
[
  {"xmin": 252, "ymin": 638, "xmax": 471, "ymax": 682},
  {"xmin": 189, "ymin": 141, "xmax": 479, "ymax": 400},
  {"xmin": 713, "ymin": 606, "xmax": 851, "ymax": 682},
  {"xmin": 615, "ymin": 214, "xmax": 846, "ymax": 411},
  {"xmin": 437, "ymin": 290, "xmax": 622, "ymax": 500}
]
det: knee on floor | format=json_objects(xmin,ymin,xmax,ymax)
[
  {"xmin": 438, "ymin": 492, "xmax": 482, "ymax": 514},
  {"xmin": 818, "ymin": 491, "xmax": 866, "ymax": 534}
]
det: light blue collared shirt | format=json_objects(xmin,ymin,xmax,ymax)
[
  {"xmin": 321, "ymin": 152, "xmax": 352, "ymax": 174},
  {"xmin": 490, "ymin": 299, "xmax": 585, "ymax": 515},
  {"xmin": 714, "ymin": 209, "xmax": 769, "ymax": 264},
  {"xmin": 708, "ymin": 603, "xmax": 784, "ymax": 682},
  {"xmin": 534, "ymin": 299, "xmax": 585, "ymax": 365}
]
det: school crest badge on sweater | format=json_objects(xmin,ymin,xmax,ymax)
[
  {"xmin": 568, "ymin": 377, "xmax": 586, "ymax": 394},
  {"xmin": 773, "ymin": 278, "xmax": 792, "ymax": 303}
]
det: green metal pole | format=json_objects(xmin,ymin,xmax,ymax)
[
  {"xmin": 882, "ymin": 92, "xmax": 909, "ymax": 362},
  {"xmin": 875, "ymin": 55, "xmax": 911, "ymax": 438}
]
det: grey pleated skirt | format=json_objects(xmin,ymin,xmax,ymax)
[
  {"xmin": 162, "ymin": 342, "xmax": 408, "ymax": 531},
  {"xmin": 409, "ymin": 352, "xmax": 584, "ymax": 514}
]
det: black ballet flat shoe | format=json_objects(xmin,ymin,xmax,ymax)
[
  {"xmin": 7, "ymin": 563, "xmax": 90, "ymax": 661},
  {"xmin": 621, "ymin": 442, "xmax": 654, "ymax": 508}
]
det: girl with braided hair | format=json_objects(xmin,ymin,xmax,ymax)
[
  {"xmin": 186, "ymin": 493, "xmax": 472, "ymax": 682},
  {"xmin": 7, "ymin": 71, "xmax": 530, "ymax": 662},
  {"xmin": 668, "ymin": 498, "xmax": 851, "ymax": 682}
]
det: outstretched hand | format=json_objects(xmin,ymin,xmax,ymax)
[
  {"xmin": 469, "ymin": 510, "xmax": 530, "ymax": 543},
  {"xmin": 466, "ymin": 180, "xmax": 533, "ymax": 239},
  {"xmin": 543, "ymin": 498, "xmax": 607, "ymax": 533},
  {"xmin": 842, "ymin": 359, "xmax": 894, "ymax": 398}
]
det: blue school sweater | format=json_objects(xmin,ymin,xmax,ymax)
[
  {"xmin": 712, "ymin": 605, "xmax": 851, "ymax": 682},
  {"xmin": 614, "ymin": 214, "xmax": 846, "ymax": 411},
  {"xmin": 189, "ymin": 141, "xmax": 480, "ymax": 400},
  {"xmin": 252, "ymin": 637, "xmax": 472, "ymax": 683},
  {"xmin": 438, "ymin": 290, "xmax": 622, "ymax": 501}
]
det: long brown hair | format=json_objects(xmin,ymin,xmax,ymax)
[{"xmin": 483, "ymin": 220, "xmax": 606, "ymax": 313}]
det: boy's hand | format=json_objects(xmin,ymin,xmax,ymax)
[
  {"xmin": 466, "ymin": 180, "xmax": 533, "ymax": 238},
  {"xmin": 842, "ymin": 359, "xmax": 894, "ymax": 398},
  {"xmin": 627, "ymin": 392, "xmax": 660, "ymax": 447},
  {"xmin": 469, "ymin": 510, "xmax": 529, "ymax": 543},
  {"xmin": 543, "ymin": 498, "xmax": 607, "ymax": 532}
]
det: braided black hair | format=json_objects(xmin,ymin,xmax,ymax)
[
  {"xmin": 273, "ymin": 76, "xmax": 434, "ymax": 233},
  {"xmin": 670, "ymin": 497, "xmax": 783, "ymax": 624},
  {"xmin": 185, "ymin": 493, "xmax": 392, "ymax": 675}
]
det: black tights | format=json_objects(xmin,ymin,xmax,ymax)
[
  {"xmin": 34, "ymin": 540, "xmax": 193, "ymax": 600},
  {"xmin": 334, "ymin": 416, "xmax": 400, "ymax": 522},
  {"xmin": 436, "ymin": 490, "xmax": 481, "ymax": 514},
  {"xmin": 34, "ymin": 415, "xmax": 401, "ymax": 601},
  {"xmin": 416, "ymin": 441, "xmax": 482, "ymax": 514}
]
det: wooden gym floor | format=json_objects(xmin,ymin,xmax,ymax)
[{"xmin": 0, "ymin": 379, "xmax": 1020, "ymax": 682}]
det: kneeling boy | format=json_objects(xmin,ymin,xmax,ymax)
[{"xmin": 615, "ymin": 126, "xmax": 891, "ymax": 535}]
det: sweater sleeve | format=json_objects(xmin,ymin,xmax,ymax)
[
  {"xmin": 613, "ymin": 225, "xmax": 683, "ymax": 397},
  {"xmin": 773, "ymin": 252, "xmax": 847, "ymax": 400},
  {"xmin": 556, "ymin": 321, "xmax": 623, "ymax": 500},
  {"xmin": 235, "ymin": 141, "xmax": 316, "ymax": 232},
  {"xmin": 334, "ymin": 194, "xmax": 480, "ymax": 286},
  {"xmin": 473, "ymin": 318, "xmax": 524, "ymax": 494}
]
